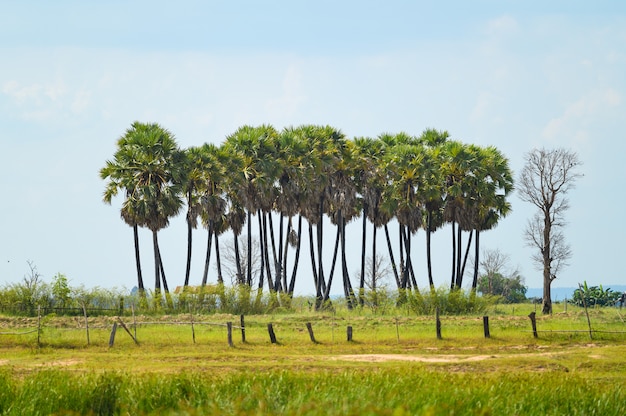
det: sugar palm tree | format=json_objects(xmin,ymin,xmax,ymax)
[
  {"xmin": 119, "ymin": 122, "xmax": 183, "ymax": 301},
  {"xmin": 466, "ymin": 146, "xmax": 514, "ymax": 290},
  {"xmin": 180, "ymin": 146, "xmax": 207, "ymax": 287},
  {"xmin": 198, "ymin": 143, "xmax": 229, "ymax": 286},
  {"xmin": 441, "ymin": 141, "xmax": 480, "ymax": 289},
  {"xmin": 384, "ymin": 140, "xmax": 425, "ymax": 290},
  {"xmin": 101, "ymin": 135, "xmax": 146, "ymax": 295},
  {"xmin": 223, "ymin": 125, "xmax": 279, "ymax": 287},
  {"xmin": 417, "ymin": 129, "xmax": 449, "ymax": 289}
]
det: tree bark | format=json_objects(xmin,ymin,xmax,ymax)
[
  {"xmin": 542, "ymin": 211, "xmax": 553, "ymax": 314},
  {"xmin": 288, "ymin": 215, "xmax": 302, "ymax": 295},
  {"xmin": 133, "ymin": 224, "xmax": 144, "ymax": 293},
  {"xmin": 359, "ymin": 204, "xmax": 368, "ymax": 305},
  {"xmin": 384, "ymin": 224, "xmax": 401, "ymax": 288},
  {"xmin": 201, "ymin": 223, "xmax": 213, "ymax": 286},
  {"xmin": 426, "ymin": 211, "xmax": 434, "ymax": 289}
]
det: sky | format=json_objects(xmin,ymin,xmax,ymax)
[{"xmin": 1, "ymin": 1, "xmax": 625, "ymax": 297}]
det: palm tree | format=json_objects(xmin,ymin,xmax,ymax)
[
  {"xmin": 118, "ymin": 122, "xmax": 183, "ymax": 302},
  {"xmin": 441, "ymin": 141, "xmax": 479, "ymax": 289},
  {"xmin": 180, "ymin": 146, "xmax": 207, "ymax": 287},
  {"xmin": 101, "ymin": 135, "xmax": 146, "ymax": 295},
  {"xmin": 466, "ymin": 146, "xmax": 514, "ymax": 290},
  {"xmin": 417, "ymin": 129, "xmax": 449, "ymax": 289},
  {"xmin": 198, "ymin": 143, "xmax": 229, "ymax": 286},
  {"xmin": 223, "ymin": 125, "xmax": 279, "ymax": 287},
  {"xmin": 383, "ymin": 137, "xmax": 426, "ymax": 291}
]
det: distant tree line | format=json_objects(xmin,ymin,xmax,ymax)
[{"xmin": 100, "ymin": 122, "xmax": 514, "ymax": 309}]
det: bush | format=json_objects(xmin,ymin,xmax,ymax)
[{"xmin": 571, "ymin": 281, "xmax": 621, "ymax": 307}]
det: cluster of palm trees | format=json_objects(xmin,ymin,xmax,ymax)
[{"xmin": 100, "ymin": 121, "xmax": 514, "ymax": 308}]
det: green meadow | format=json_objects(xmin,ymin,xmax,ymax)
[{"xmin": 0, "ymin": 304, "xmax": 625, "ymax": 415}]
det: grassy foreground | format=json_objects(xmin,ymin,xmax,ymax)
[{"xmin": 0, "ymin": 304, "xmax": 625, "ymax": 415}]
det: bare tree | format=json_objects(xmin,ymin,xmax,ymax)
[
  {"xmin": 220, "ymin": 235, "xmax": 263, "ymax": 286},
  {"xmin": 518, "ymin": 148, "xmax": 582, "ymax": 314}
]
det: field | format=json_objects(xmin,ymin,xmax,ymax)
[{"xmin": 0, "ymin": 303, "xmax": 625, "ymax": 415}]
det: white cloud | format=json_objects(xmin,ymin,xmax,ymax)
[
  {"xmin": 484, "ymin": 15, "xmax": 519, "ymax": 36},
  {"xmin": 542, "ymin": 88, "xmax": 622, "ymax": 145}
]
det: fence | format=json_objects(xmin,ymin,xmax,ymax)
[{"xmin": 2, "ymin": 306, "xmax": 625, "ymax": 348}]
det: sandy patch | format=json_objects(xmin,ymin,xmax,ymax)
[
  {"xmin": 36, "ymin": 359, "xmax": 83, "ymax": 368},
  {"xmin": 333, "ymin": 354, "xmax": 493, "ymax": 363}
]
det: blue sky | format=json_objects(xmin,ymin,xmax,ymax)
[{"xmin": 1, "ymin": 1, "xmax": 624, "ymax": 296}]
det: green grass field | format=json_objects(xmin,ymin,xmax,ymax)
[{"xmin": 0, "ymin": 303, "xmax": 625, "ymax": 415}]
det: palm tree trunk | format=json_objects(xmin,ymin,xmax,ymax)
[
  {"xmin": 426, "ymin": 211, "xmax": 434, "ymax": 289},
  {"xmin": 359, "ymin": 205, "xmax": 368, "ymax": 306},
  {"xmin": 459, "ymin": 230, "xmax": 474, "ymax": 287},
  {"xmin": 257, "ymin": 210, "xmax": 265, "ymax": 290},
  {"xmin": 214, "ymin": 232, "xmax": 223, "ymax": 284},
  {"xmin": 201, "ymin": 223, "xmax": 214, "ymax": 286},
  {"xmin": 184, "ymin": 217, "xmax": 193, "ymax": 287},
  {"xmin": 372, "ymin": 224, "xmax": 378, "ymax": 291},
  {"xmin": 340, "ymin": 212, "xmax": 354, "ymax": 309},
  {"xmin": 152, "ymin": 230, "xmax": 161, "ymax": 292},
  {"xmin": 400, "ymin": 225, "xmax": 409, "ymax": 289},
  {"xmin": 282, "ymin": 217, "xmax": 292, "ymax": 292},
  {"xmin": 471, "ymin": 230, "xmax": 480, "ymax": 290},
  {"xmin": 247, "ymin": 210, "xmax": 252, "ymax": 286},
  {"xmin": 450, "ymin": 221, "xmax": 457, "ymax": 290},
  {"xmin": 308, "ymin": 221, "xmax": 322, "ymax": 294},
  {"xmin": 262, "ymin": 213, "xmax": 274, "ymax": 291},
  {"xmin": 322, "ymin": 225, "xmax": 341, "ymax": 303},
  {"xmin": 384, "ymin": 224, "xmax": 401, "ymax": 288},
  {"xmin": 268, "ymin": 214, "xmax": 281, "ymax": 291},
  {"xmin": 233, "ymin": 232, "xmax": 243, "ymax": 285},
  {"xmin": 158, "ymin": 244, "xmax": 174, "ymax": 309},
  {"xmin": 315, "ymin": 197, "xmax": 325, "ymax": 309},
  {"xmin": 132, "ymin": 224, "xmax": 144, "ymax": 293},
  {"xmin": 288, "ymin": 215, "xmax": 303, "ymax": 295},
  {"xmin": 456, "ymin": 225, "xmax": 463, "ymax": 288}
]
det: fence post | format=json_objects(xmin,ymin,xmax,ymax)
[
  {"xmin": 483, "ymin": 316, "xmax": 490, "ymax": 338},
  {"xmin": 436, "ymin": 307, "xmax": 442, "ymax": 340},
  {"xmin": 37, "ymin": 306, "xmax": 42, "ymax": 346},
  {"xmin": 227, "ymin": 322, "xmax": 234, "ymax": 347},
  {"xmin": 395, "ymin": 317, "xmax": 400, "ymax": 343},
  {"xmin": 306, "ymin": 322, "xmax": 317, "ymax": 343},
  {"xmin": 190, "ymin": 312, "xmax": 196, "ymax": 344},
  {"xmin": 267, "ymin": 323, "xmax": 277, "ymax": 344},
  {"xmin": 82, "ymin": 302, "xmax": 90, "ymax": 345},
  {"xmin": 528, "ymin": 312, "xmax": 538, "ymax": 338},
  {"xmin": 347, "ymin": 325, "xmax": 353, "ymax": 342},
  {"xmin": 578, "ymin": 284, "xmax": 594, "ymax": 340},
  {"xmin": 132, "ymin": 304, "xmax": 137, "ymax": 341},
  {"xmin": 109, "ymin": 322, "xmax": 118, "ymax": 347},
  {"xmin": 240, "ymin": 315, "xmax": 246, "ymax": 343}
]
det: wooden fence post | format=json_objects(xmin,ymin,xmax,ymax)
[
  {"xmin": 483, "ymin": 316, "xmax": 490, "ymax": 338},
  {"xmin": 267, "ymin": 323, "xmax": 277, "ymax": 344},
  {"xmin": 132, "ymin": 304, "xmax": 137, "ymax": 341},
  {"xmin": 528, "ymin": 312, "xmax": 538, "ymax": 338},
  {"xmin": 436, "ymin": 307, "xmax": 442, "ymax": 340},
  {"xmin": 82, "ymin": 302, "xmax": 90, "ymax": 345},
  {"xmin": 347, "ymin": 325, "xmax": 353, "ymax": 342},
  {"xmin": 395, "ymin": 317, "xmax": 400, "ymax": 343},
  {"xmin": 117, "ymin": 317, "xmax": 139, "ymax": 345},
  {"xmin": 37, "ymin": 306, "xmax": 42, "ymax": 346},
  {"xmin": 190, "ymin": 312, "xmax": 196, "ymax": 344},
  {"xmin": 306, "ymin": 322, "xmax": 317, "ymax": 343},
  {"xmin": 240, "ymin": 315, "xmax": 246, "ymax": 343},
  {"xmin": 109, "ymin": 322, "xmax": 118, "ymax": 347},
  {"xmin": 227, "ymin": 322, "xmax": 234, "ymax": 347},
  {"xmin": 579, "ymin": 283, "xmax": 594, "ymax": 340}
]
